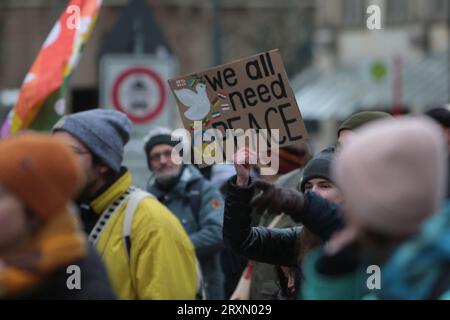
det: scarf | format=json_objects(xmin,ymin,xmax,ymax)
[
  {"xmin": 381, "ymin": 201, "xmax": 450, "ymax": 299},
  {"xmin": 0, "ymin": 209, "xmax": 86, "ymax": 297}
]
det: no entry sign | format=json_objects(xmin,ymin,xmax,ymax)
[
  {"xmin": 100, "ymin": 55, "xmax": 175, "ymax": 128},
  {"xmin": 111, "ymin": 67, "xmax": 166, "ymax": 123}
]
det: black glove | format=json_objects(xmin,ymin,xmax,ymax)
[{"xmin": 250, "ymin": 179, "xmax": 306, "ymax": 221}]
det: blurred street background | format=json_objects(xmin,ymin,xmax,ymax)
[{"xmin": 0, "ymin": 0, "xmax": 449, "ymax": 186}]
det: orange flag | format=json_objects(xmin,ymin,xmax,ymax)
[{"xmin": 1, "ymin": 0, "xmax": 102, "ymax": 137}]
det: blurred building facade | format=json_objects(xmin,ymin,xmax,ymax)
[
  {"xmin": 312, "ymin": 0, "xmax": 448, "ymax": 70},
  {"xmin": 0, "ymin": 0, "xmax": 449, "ymax": 152},
  {"xmin": 0, "ymin": 0, "xmax": 315, "ymax": 112},
  {"xmin": 294, "ymin": 0, "xmax": 450, "ymax": 149}
]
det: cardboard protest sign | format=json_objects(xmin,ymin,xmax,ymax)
[{"xmin": 168, "ymin": 49, "xmax": 308, "ymax": 164}]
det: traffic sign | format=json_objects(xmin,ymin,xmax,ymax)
[
  {"xmin": 111, "ymin": 66, "xmax": 166, "ymax": 123},
  {"xmin": 100, "ymin": 54, "xmax": 176, "ymax": 130}
]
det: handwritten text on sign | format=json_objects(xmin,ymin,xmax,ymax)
[{"xmin": 168, "ymin": 49, "xmax": 308, "ymax": 148}]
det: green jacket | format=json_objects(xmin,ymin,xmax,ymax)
[{"xmin": 301, "ymin": 201, "xmax": 450, "ymax": 300}]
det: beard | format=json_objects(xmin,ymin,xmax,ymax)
[
  {"xmin": 155, "ymin": 165, "xmax": 183, "ymax": 188},
  {"xmin": 75, "ymin": 178, "xmax": 99, "ymax": 204},
  {"xmin": 75, "ymin": 166, "xmax": 106, "ymax": 203}
]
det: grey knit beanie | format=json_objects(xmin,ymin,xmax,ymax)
[{"xmin": 53, "ymin": 109, "xmax": 132, "ymax": 172}]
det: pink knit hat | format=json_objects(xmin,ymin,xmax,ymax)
[{"xmin": 332, "ymin": 116, "xmax": 447, "ymax": 237}]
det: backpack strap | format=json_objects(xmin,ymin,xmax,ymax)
[
  {"xmin": 88, "ymin": 187, "xmax": 135, "ymax": 247},
  {"xmin": 195, "ymin": 259, "xmax": 206, "ymax": 300},
  {"xmin": 124, "ymin": 187, "xmax": 206, "ymax": 299},
  {"xmin": 123, "ymin": 188, "xmax": 155, "ymax": 258}
]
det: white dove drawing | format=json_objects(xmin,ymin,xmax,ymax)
[{"xmin": 174, "ymin": 83, "xmax": 211, "ymax": 120}]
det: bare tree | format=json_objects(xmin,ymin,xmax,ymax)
[{"xmin": 220, "ymin": 1, "xmax": 314, "ymax": 77}]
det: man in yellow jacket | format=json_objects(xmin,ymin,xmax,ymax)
[{"xmin": 53, "ymin": 109, "xmax": 197, "ymax": 299}]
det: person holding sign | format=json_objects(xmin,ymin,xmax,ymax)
[
  {"xmin": 224, "ymin": 148, "xmax": 342, "ymax": 299},
  {"xmin": 224, "ymin": 116, "xmax": 449, "ymax": 300},
  {"xmin": 223, "ymin": 111, "xmax": 394, "ymax": 267},
  {"xmin": 229, "ymin": 146, "xmax": 340, "ymax": 300}
]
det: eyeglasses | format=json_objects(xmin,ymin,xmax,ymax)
[
  {"xmin": 149, "ymin": 150, "xmax": 173, "ymax": 162},
  {"xmin": 69, "ymin": 146, "xmax": 91, "ymax": 156}
]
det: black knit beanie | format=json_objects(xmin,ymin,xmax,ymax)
[
  {"xmin": 144, "ymin": 134, "xmax": 180, "ymax": 155},
  {"xmin": 300, "ymin": 146, "xmax": 336, "ymax": 192}
]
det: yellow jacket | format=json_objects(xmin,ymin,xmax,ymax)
[{"xmin": 90, "ymin": 170, "xmax": 197, "ymax": 299}]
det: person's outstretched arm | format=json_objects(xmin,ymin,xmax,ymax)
[{"xmin": 223, "ymin": 175, "xmax": 302, "ymax": 266}]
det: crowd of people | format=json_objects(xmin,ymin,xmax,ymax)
[{"xmin": 1, "ymin": 106, "xmax": 450, "ymax": 300}]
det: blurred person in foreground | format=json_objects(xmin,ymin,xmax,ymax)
[
  {"xmin": 224, "ymin": 116, "xmax": 449, "ymax": 299},
  {"xmin": 302, "ymin": 116, "xmax": 449, "ymax": 299},
  {"xmin": 224, "ymin": 110, "xmax": 393, "ymax": 251},
  {"xmin": 224, "ymin": 111, "xmax": 391, "ymax": 300},
  {"xmin": 425, "ymin": 106, "xmax": 450, "ymax": 198},
  {"xmin": 0, "ymin": 133, "xmax": 115, "ymax": 299}
]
